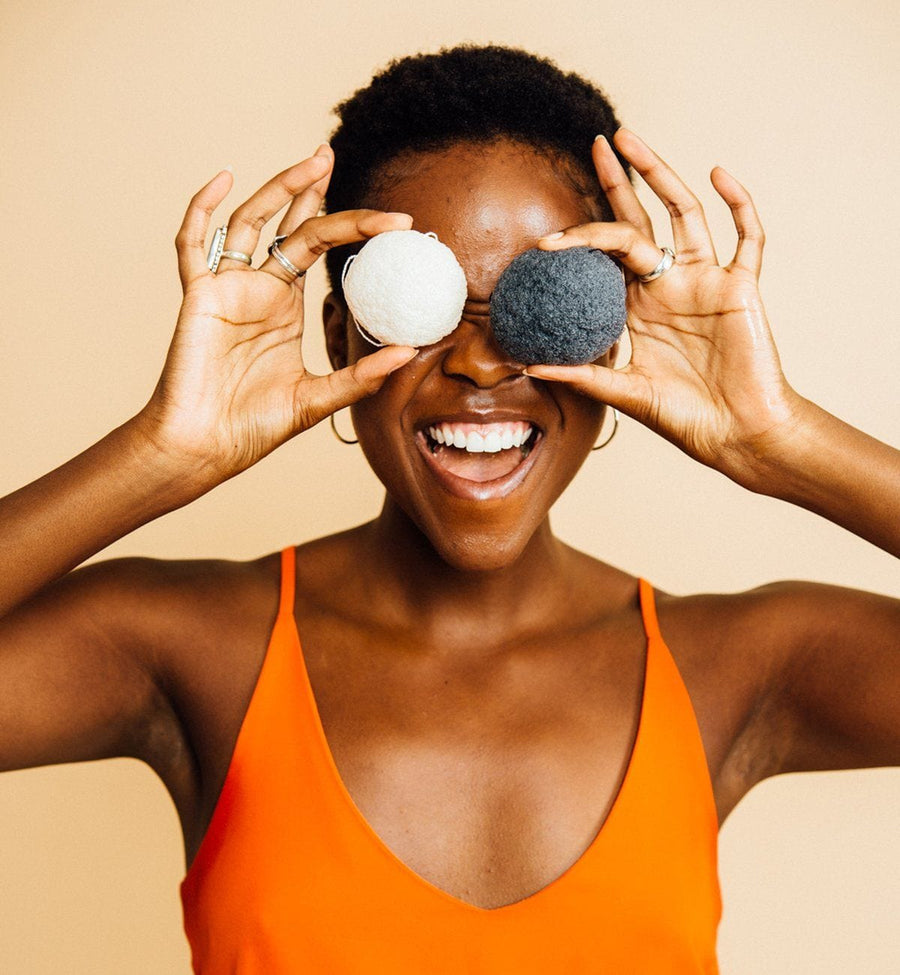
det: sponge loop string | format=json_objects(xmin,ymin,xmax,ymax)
[
  {"xmin": 354, "ymin": 317, "xmax": 386, "ymax": 348},
  {"xmin": 342, "ymin": 252, "xmax": 386, "ymax": 347},
  {"xmin": 341, "ymin": 253, "xmax": 356, "ymax": 288}
]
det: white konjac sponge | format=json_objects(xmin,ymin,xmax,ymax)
[{"xmin": 342, "ymin": 230, "xmax": 468, "ymax": 347}]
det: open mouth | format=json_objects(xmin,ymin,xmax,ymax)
[{"xmin": 415, "ymin": 420, "xmax": 543, "ymax": 499}]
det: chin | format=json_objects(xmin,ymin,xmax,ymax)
[{"xmin": 417, "ymin": 514, "xmax": 544, "ymax": 573}]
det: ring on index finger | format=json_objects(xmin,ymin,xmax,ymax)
[
  {"xmin": 638, "ymin": 246, "xmax": 676, "ymax": 283},
  {"xmin": 206, "ymin": 225, "xmax": 228, "ymax": 272},
  {"xmin": 267, "ymin": 235, "xmax": 306, "ymax": 281}
]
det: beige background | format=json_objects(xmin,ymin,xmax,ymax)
[{"xmin": 1, "ymin": 0, "xmax": 898, "ymax": 971}]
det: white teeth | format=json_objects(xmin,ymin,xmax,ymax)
[
  {"xmin": 466, "ymin": 432, "xmax": 485, "ymax": 452},
  {"xmin": 426, "ymin": 423, "xmax": 535, "ymax": 453}
]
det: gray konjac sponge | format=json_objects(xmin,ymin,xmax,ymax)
[{"xmin": 490, "ymin": 246, "xmax": 626, "ymax": 365}]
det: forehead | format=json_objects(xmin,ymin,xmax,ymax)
[{"xmin": 368, "ymin": 140, "xmax": 597, "ymax": 302}]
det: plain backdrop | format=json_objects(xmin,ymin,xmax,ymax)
[{"xmin": 1, "ymin": 0, "xmax": 898, "ymax": 971}]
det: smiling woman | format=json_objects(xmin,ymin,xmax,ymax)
[
  {"xmin": 327, "ymin": 136, "xmax": 611, "ymax": 562},
  {"xmin": 0, "ymin": 41, "xmax": 898, "ymax": 975}
]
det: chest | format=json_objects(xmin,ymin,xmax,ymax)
[{"xmin": 295, "ymin": 619, "xmax": 648, "ymax": 910}]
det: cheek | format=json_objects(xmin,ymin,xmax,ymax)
[
  {"xmin": 555, "ymin": 382, "xmax": 606, "ymax": 445},
  {"xmin": 349, "ymin": 394, "xmax": 410, "ymax": 502},
  {"xmin": 349, "ymin": 387, "xmax": 399, "ymax": 456},
  {"xmin": 347, "ymin": 365, "xmax": 422, "ymax": 480}
]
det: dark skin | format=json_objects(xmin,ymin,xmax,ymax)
[{"xmin": 0, "ymin": 136, "xmax": 898, "ymax": 911}]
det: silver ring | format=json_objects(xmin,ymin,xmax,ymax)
[
  {"xmin": 206, "ymin": 225, "xmax": 228, "ymax": 272},
  {"xmin": 220, "ymin": 250, "xmax": 252, "ymax": 265},
  {"xmin": 638, "ymin": 246, "xmax": 676, "ymax": 283},
  {"xmin": 267, "ymin": 235, "xmax": 305, "ymax": 281}
]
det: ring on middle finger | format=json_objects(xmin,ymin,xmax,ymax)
[
  {"xmin": 267, "ymin": 235, "xmax": 306, "ymax": 281},
  {"xmin": 220, "ymin": 250, "xmax": 253, "ymax": 266},
  {"xmin": 638, "ymin": 246, "xmax": 676, "ymax": 283}
]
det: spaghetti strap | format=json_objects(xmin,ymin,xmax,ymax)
[
  {"xmin": 637, "ymin": 578, "xmax": 663, "ymax": 643},
  {"xmin": 278, "ymin": 546, "xmax": 296, "ymax": 619}
]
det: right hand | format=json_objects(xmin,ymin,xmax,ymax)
[{"xmin": 138, "ymin": 143, "xmax": 418, "ymax": 483}]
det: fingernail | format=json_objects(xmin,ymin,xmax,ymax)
[
  {"xmin": 316, "ymin": 142, "xmax": 331, "ymax": 155},
  {"xmin": 594, "ymin": 134, "xmax": 607, "ymax": 144},
  {"xmin": 541, "ymin": 231, "xmax": 564, "ymax": 241},
  {"xmin": 223, "ymin": 165, "xmax": 233, "ymax": 173},
  {"xmin": 388, "ymin": 349, "xmax": 418, "ymax": 372}
]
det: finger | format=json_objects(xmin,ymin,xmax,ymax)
[
  {"xmin": 174, "ymin": 168, "xmax": 233, "ymax": 287},
  {"xmin": 536, "ymin": 220, "xmax": 672, "ymax": 281},
  {"xmin": 259, "ymin": 209, "xmax": 414, "ymax": 285},
  {"xmin": 216, "ymin": 151, "xmax": 332, "ymax": 267},
  {"xmin": 296, "ymin": 346, "xmax": 419, "ymax": 430},
  {"xmin": 274, "ymin": 143, "xmax": 334, "ymax": 239},
  {"xmin": 592, "ymin": 135, "xmax": 653, "ymax": 237},
  {"xmin": 613, "ymin": 129, "xmax": 717, "ymax": 265},
  {"xmin": 711, "ymin": 166, "xmax": 765, "ymax": 278},
  {"xmin": 523, "ymin": 362, "xmax": 643, "ymax": 416}
]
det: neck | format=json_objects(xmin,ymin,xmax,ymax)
[{"xmin": 355, "ymin": 496, "xmax": 579, "ymax": 654}]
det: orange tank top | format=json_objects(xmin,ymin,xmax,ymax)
[{"xmin": 181, "ymin": 547, "xmax": 721, "ymax": 972}]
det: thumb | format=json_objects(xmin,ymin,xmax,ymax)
[
  {"xmin": 295, "ymin": 346, "xmax": 418, "ymax": 431},
  {"xmin": 524, "ymin": 362, "xmax": 644, "ymax": 416}
]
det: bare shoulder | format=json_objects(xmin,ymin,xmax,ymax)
[
  {"xmin": 44, "ymin": 550, "xmax": 282, "ymax": 667},
  {"xmin": 67, "ymin": 550, "xmax": 284, "ymax": 739},
  {"xmin": 655, "ymin": 578, "xmax": 899, "ymax": 696},
  {"xmin": 0, "ymin": 547, "xmax": 286, "ymax": 834},
  {"xmin": 651, "ymin": 580, "xmax": 900, "ymax": 821}
]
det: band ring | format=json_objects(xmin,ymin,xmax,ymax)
[
  {"xmin": 267, "ymin": 235, "xmax": 305, "ymax": 281},
  {"xmin": 220, "ymin": 250, "xmax": 253, "ymax": 265},
  {"xmin": 638, "ymin": 246, "xmax": 676, "ymax": 283},
  {"xmin": 206, "ymin": 225, "xmax": 228, "ymax": 273}
]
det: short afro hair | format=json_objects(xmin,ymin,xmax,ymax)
[{"xmin": 323, "ymin": 43, "xmax": 628, "ymax": 299}]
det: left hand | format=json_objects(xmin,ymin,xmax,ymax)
[{"xmin": 526, "ymin": 129, "xmax": 806, "ymax": 484}]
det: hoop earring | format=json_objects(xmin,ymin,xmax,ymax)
[
  {"xmin": 592, "ymin": 408, "xmax": 619, "ymax": 451},
  {"xmin": 330, "ymin": 410, "xmax": 358, "ymax": 445}
]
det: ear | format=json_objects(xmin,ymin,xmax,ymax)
[
  {"xmin": 323, "ymin": 291, "xmax": 349, "ymax": 371},
  {"xmin": 605, "ymin": 339, "xmax": 620, "ymax": 367}
]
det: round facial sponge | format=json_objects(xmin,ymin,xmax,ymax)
[
  {"xmin": 489, "ymin": 246, "xmax": 626, "ymax": 365},
  {"xmin": 342, "ymin": 230, "xmax": 467, "ymax": 347}
]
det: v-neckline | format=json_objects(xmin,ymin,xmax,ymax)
[{"xmin": 286, "ymin": 607, "xmax": 652, "ymax": 915}]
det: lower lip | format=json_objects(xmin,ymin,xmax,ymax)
[{"xmin": 414, "ymin": 432, "xmax": 543, "ymax": 501}]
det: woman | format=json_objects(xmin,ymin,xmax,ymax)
[{"xmin": 1, "ymin": 44, "xmax": 897, "ymax": 972}]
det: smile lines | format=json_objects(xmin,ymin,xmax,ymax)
[{"xmin": 425, "ymin": 421, "xmax": 534, "ymax": 454}]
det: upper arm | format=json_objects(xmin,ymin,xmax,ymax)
[
  {"xmin": 0, "ymin": 558, "xmax": 179, "ymax": 774},
  {"xmin": 762, "ymin": 582, "xmax": 900, "ymax": 774}
]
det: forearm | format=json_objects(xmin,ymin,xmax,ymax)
[
  {"xmin": 744, "ymin": 398, "xmax": 900, "ymax": 558},
  {"xmin": 0, "ymin": 414, "xmax": 216, "ymax": 617}
]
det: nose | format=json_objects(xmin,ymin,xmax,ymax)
[{"xmin": 440, "ymin": 317, "xmax": 525, "ymax": 389}]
